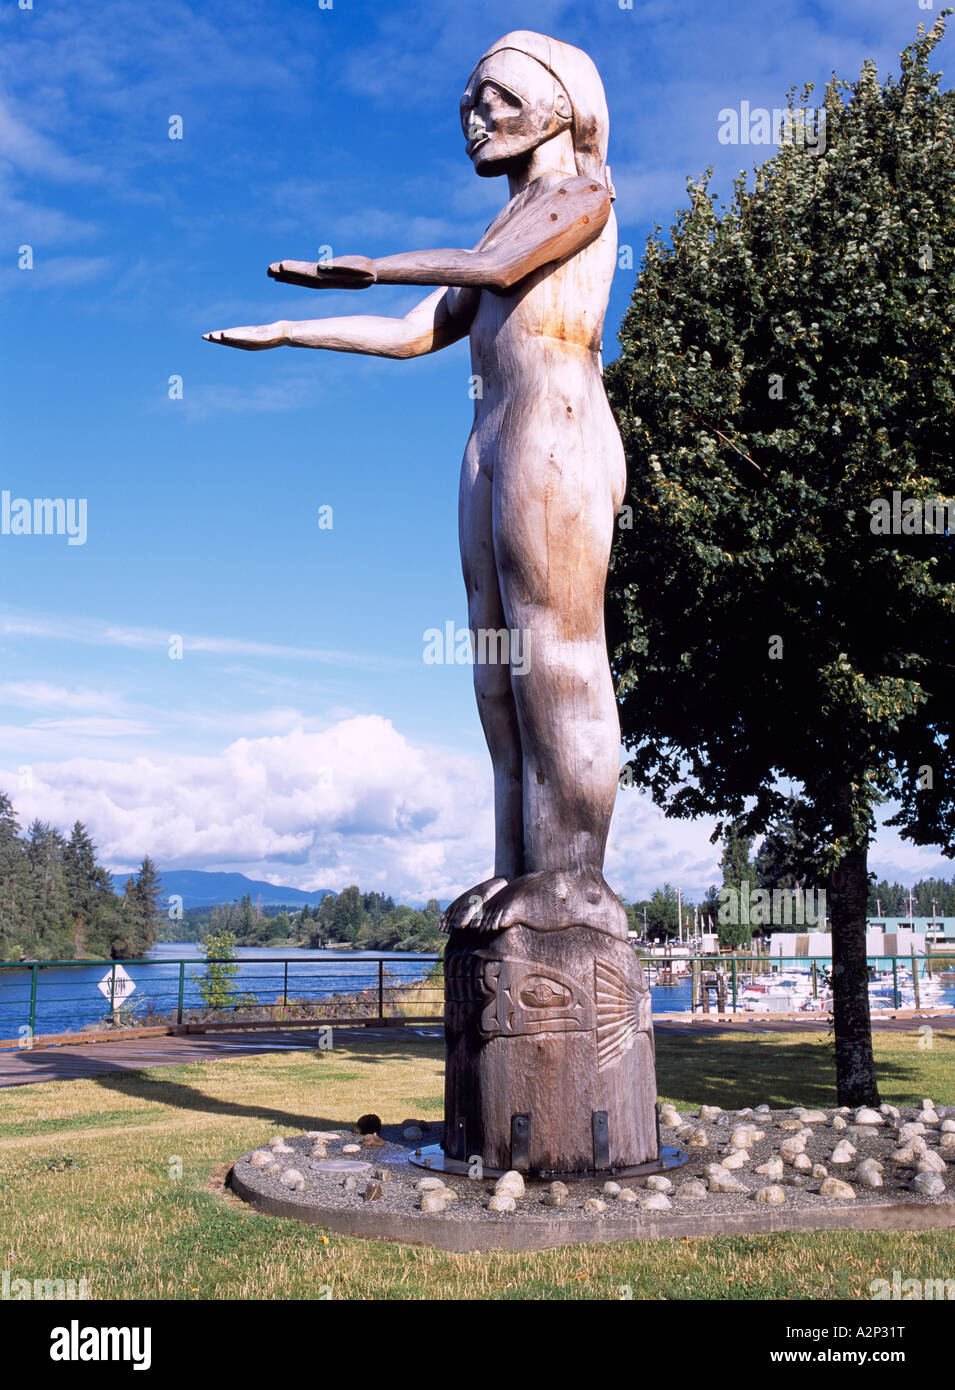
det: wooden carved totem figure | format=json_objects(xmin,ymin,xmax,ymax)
[{"xmin": 207, "ymin": 31, "xmax": 659, "ymax": 1176}]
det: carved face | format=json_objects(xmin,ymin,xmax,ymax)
[{"xmin": 460, "ymin": 51, "xmax": 571, "ymax": 177}]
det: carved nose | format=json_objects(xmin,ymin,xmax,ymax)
[{"xmin": 467, "ymin": 115, "xmax": 486, "ymax": 141}]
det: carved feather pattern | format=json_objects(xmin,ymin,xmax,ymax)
[{"xmin": 594, "ymin": 958, "xmax": 640, "ymax": 1071}]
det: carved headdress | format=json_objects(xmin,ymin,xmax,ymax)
[{"xmin": 463, "ymin": 31, "xmax": 615, "ymax": 199}]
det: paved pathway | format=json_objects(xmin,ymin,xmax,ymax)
[{"xmin": 0, "ymin": 1015, "xmax": 949, "ymax": 1089}]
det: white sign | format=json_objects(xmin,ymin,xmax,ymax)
[{"xmin": 98, "ymin": 965, "xmax": 136, "ymax": 1004}]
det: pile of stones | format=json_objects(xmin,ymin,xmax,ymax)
[{"xmin": 232, "ymin": 1100, "xmax": 954, "ymax": 1226}]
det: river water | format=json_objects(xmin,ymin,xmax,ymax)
[
  {"xmin": 0, "ymin": 943, "xmax": 440, "ymax": 1040},
  {"xmin": 1, "ymin": 944, "xmax": 951, "ymax": 1041}
]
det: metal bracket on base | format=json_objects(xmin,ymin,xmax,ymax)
[{"xmin": 408, "ymin": 1144, "xmax": 690, "ymax": 1181}]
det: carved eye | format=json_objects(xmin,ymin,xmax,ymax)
[{"xmin": 519, "ymin": 975, "xmax": 571, "ymax": 1009}]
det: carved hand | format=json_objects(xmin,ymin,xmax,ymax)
[
  {"xmin": 203, "ymin": 322, "xmax": 289, "ymax": 350},
  {"xmin": 267, "ymin": 256, "xmax": 377, "ymax": 290}
]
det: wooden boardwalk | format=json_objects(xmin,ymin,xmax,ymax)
[{"xmin": 0, "ymin": 1015, "xmax": 949, "ymax": 1089}]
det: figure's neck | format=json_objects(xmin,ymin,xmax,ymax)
[{"xmin": 507, "ymin": 129, "xmax": 578, "ymax": 197}]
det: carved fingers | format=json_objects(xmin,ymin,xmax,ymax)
[
  {"xmin": 267, "ymin": 257, "xmax": 377, "ymax": 289},
  {"xmin": 203, "ymin": 323, "xmax": 289, "ymax": 350}
]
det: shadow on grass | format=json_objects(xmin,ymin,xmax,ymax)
[
  {"xmin": 85, "ymin": 1035, "xmax": 443, "ymax": 1132},
  {"xmin": 655, "ymin": 1032, "xmax": 918, "ymax": 1109}
]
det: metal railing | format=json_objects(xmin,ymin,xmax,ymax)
[
  {"xmin": 0, "ymin": 948, "xmax": 951, "ymax": 1044},
  {"xmin": 0, "ymin": 953, "xmax": 444, "ymax": 1042}
]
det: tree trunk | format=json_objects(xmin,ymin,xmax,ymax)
[{"xmin": 829, "ymin": 780, "xmax": 880, "ymax": 1108}]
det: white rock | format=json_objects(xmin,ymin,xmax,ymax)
[
  {"xmin": 678, "ymin": 1179, "xmax": 708, "ymax": 1200},
  {"xmin": 248, "ymin": 1149, "xmax": 273, "ymax": 1168},
  {"xmin": 917, "ymin": 1149, "xmax": 947, "ymax": 1174},
  {"xmin": 798, "ymin": 1110, "xmax": 828, "ymax": 1125},
  {"xmin": 267, "ymin": 1135, "xmax": 287, "ymax": 1149},
  {"xmin": 729, "ymin": 1126, "xmax": 755, "ymax": 1149},
  {"xmin": 921, "ymin": 1098, "xmax": 935, "ymax": 1110},
  {"xmin": 279, "ymin": 1167, "xmax": 305, "ymax": 1190},
  {"xmin": 853, "ymin": 1107, "xmax": 883, "ymax": 1126},
  {"xmin": 780, "ymin": 1136, "xmax": 808, "ymax": 1162},
  {"xmin": 898, "ymin": 1122, "xmax": 926, "ymax": 1142},
  {"xmin": 686, "ymin": 1128, "xmax": 709, "ymax": 1148},
  {"xmin": 617, "ymin": 1187, "xmax": 639, "ymax": 1204},
  {"xmin": 755, "ymin": 1157, "xmax": 784, "ymax": 1178},
  {"xmin": 721, "ymin": 1150, "xmax": 749, "ymax": 1170},
  {"xmin": 306, "ymin": 1130, "xmax": 341, "ymax": 1140},
  {"xmin": 602, "ymin": 1181, "xmax": 621, "ymax": 1197},
  {"xmin": 641, "ymin": 1193, "xmax": 671, "ymax": 1211},
  {"xmin": 920, "ymin": 1110, "xmax": 941, "ymax": 1127},
  {"xmin": 778, "ymin": 1118, "xmax": 807, "ymax": 1132},
  {"xmin": 755, "ymin": 1104, "xmax": 771, "ymax": 1114},
  {"xmin": 487, "ymin": 1193, "xmax": 515, "ymax": 1213},
  {"xmin": 939, "ymin": 1132, "xmax": 955, "ymax": 1152},
  {"xmin": 812, "ymin": 1164, "xmax": 828, "ymax": 1180},
  {"xmin": 341, "ymin": 1144, "xmax": 361, "ymax": 1154},
  {"xmin": 707, "ymin": 1169, "xmax": 749, "ymax": 1194},
  {"xmin": 857, "ymin": 1156, "xmax": 884, "ymax": 1172},
  {"xmin": 698, "ymin": 1105, "xmax": 722, "ymax": 1122},
  {"xmin": 494, "ymin": 1170, "xmax": 525, "ymax": 1199},
  {"xmin": 792, "ymin": 1153, "xmax": 812, "ymax": 1173},
  {"xmin": 854, "ymin": 1165, "xmax": 883, "ymax": 1189},
  {"xmin": 819, "ymin": 1177, "xmax": 856, "ymax": 1200},
  {"xmin": 891, "ymin": 1139, "xmax": 927, "ymax": 1163},
  {"xmin": 646, "ymin": 1176, "xmax": 673, "ymax": 1194},
  {"xmin": 830, "ymin": 1141, "xmax": 856, "ymax": 1166},
  {"xmin": 420, "ymin": 1192, "xmax": 448, "ymax": 1213},
  {"xmin": 910, "ymin": 1172, "xmax": 945, "ymax": 1197},
  {"xmin": 415, "ymin": 1176, "xmax": 445, "ymax": 1192},
  {"xmin": 659, "ymin": 1104, "xmax": 682, "ymax": 1128},
  {"xmin": 754, "ymin": 1184, "xmax": 787, "ymax": 1204},
  {"xmin": 583, "ymin": 1197, "xmax": 607, "ymax": 1213},
  {"xmin": 831, "ymin": 1115, "xmax": 848, "ymax": 1132},
  {"xmin": 879, "ymin": 1104, "xmax": 900, "ymax": 1119}
]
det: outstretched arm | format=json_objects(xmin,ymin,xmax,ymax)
[
  {"xmin": 269, "ymin": 177, "xmax": 611, "ymax": 293},
  {"xmin": 205, "ymin": 286, "xmax": 477, "ymax": 356}
]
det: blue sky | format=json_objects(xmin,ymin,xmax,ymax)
[{"xmin": 0, "ymin": 0, "xmax": 951, "ymax": 901}]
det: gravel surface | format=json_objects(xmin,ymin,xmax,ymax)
[{"xmin": 230, "ymin": 1105, "xmax": 955, "ymax": 1227}]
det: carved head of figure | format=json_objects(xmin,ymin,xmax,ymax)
[{"xmin": 460, "ymin": 31, "xmax": 613, "ymax": 195}]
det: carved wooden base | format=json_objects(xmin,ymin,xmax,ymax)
[{"xmin": 444, "ymin": 924, "xmax": 659, "ymax": 1175}]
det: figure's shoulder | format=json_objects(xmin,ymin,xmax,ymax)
[{"xmin": 550, "ymin": 173, "xmax": 611, "ymax": 201}]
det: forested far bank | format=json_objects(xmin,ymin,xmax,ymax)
[{"xmin": 0, "ymin": 791, "xmax": 162, "ymax": 961}]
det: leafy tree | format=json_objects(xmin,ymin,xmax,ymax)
[
  {"xmin": 644, "ymin": 883, "xmax": 679, "ymax": 940},
  {"xmin": 192, "ymin": 929, "xmax": 252, "ymax": 1012},
  {"xmin": 607, "ymin": 19, "xmax": 955, "ymax": 1104}
]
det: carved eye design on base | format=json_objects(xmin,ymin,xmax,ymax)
[{"xmin": 519, "ymin": 975, "xmax": 571, "ymax": 1009}]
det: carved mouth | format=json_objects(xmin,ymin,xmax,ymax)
[{"xmin": 467, "ymin": 134, "xmax": 490, "ymax": 155}]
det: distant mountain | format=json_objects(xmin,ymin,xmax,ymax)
[{"xmin": 111, "ymin": 869, "xmax": 335, "ymax": 911}]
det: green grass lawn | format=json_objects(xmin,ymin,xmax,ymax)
[{"xmin": 1, "ymin": 1027, "xmax": 953, "ymax": 1300}]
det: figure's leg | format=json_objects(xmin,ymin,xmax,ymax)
[
  {"xmin": 440, "ymin": 441, "xmax": 524, "ymax": 933},
  {"xmin": 479, "ymin": 418, "xmax": 627, "ymax": 937}
]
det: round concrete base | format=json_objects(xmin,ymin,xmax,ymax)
[{"xmin": 229, "ymin": 1163, "xmax": 955, "ymax": 1252}]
